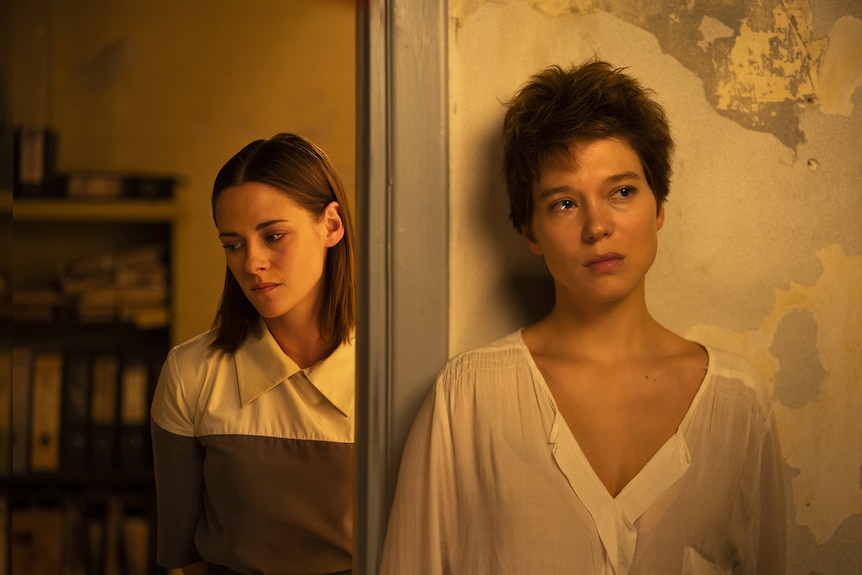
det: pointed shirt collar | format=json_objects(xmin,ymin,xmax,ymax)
[{"xmin": 235, "ymin": 318, "xmax": 355, "ymax": 416}]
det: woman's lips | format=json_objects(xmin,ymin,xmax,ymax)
[
  {"xmin": 251, "ymin": 282, "xmax": 278, "ymax": 294},
  {"xmin": 585, "ymin": 253, "xmax": 624, "ymax": 272}
]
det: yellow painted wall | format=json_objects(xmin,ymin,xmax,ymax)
[
  {"xmin": 449, "ymin": 0, "xmax": 862, "ymax": 570},
  {"xmin": 13, "ymin": 0, "xmax": 356, "ymax": 345}
]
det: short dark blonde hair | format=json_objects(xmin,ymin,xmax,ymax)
[
  {"xmin": 210, "ymin": 133, "xmax": 356, "ymax": 352},
  {"xmin": 503, "ymin": 59, "xmax": 674, "ymax": 238}
]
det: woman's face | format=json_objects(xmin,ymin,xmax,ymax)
[
  {"xmin": 524, "ymin": 137, "xmax": 664, "ymax": 307},
  {"xmin": 214, "ymin": 182, "xmax": 343, "ymax": 326}
]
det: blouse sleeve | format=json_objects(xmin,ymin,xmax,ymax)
[
  {"xmin": 380, "ymin": 377, "xmax": 461, "ymax": 575},
  {"xmin": 150, "ymin": 349, "xmax": 205, "ymax": 569},
  {"xmin": 754, "ymin": 410, "xmax": 786, "ymax": 574}
]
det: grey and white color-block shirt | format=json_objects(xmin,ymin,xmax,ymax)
[{"xmin": 151, "ymin": 318, "xmax": 354, "ymax": 575}]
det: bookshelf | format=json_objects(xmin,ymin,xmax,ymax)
[
  {"xmin": 5, "ymin": 195, "xmax": 174, "ymax": 575},
  {"xmin": 12, "ymin": 198, "xmax": 177, "ymax": 222},
  {"xmin": 0, "ymin": 190, "xmax": 9, "ymax": 575}
]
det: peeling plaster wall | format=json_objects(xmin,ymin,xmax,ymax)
[{"xmin": 449, "ymin": 0, "xmax": 861, "ymax": 571}]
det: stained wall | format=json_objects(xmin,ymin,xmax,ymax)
[{"xmin": 448, "ymin": 0, "xmax": 861, "ymax": 570}]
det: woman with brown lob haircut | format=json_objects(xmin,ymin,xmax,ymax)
[
  {"xmin": 151, "ymin": 133, "xmax": 356, "ymax": 575},
  {"xmin": 381, "ymin": 60, "xmax": 785, "ymax": 574}
]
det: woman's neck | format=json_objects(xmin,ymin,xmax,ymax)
[
  {"xmin": 526, "ymin": 290, "xmax": 668, "ymax": 364},
  {"xmin": 264, "ymin": 314, "xmax": 333, "ymax": 369}
]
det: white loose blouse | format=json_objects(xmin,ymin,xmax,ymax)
[{"xmin": 380, "ymin": 330, "xmax": 785, "ymax": 575}]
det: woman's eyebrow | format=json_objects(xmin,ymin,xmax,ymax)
[
  {"xmin": 255, "ymin": 219, "xmax": 290, "ymax": 230},
  {"xmin": 536, "ymin": 171, "xmax": 642, "ymax": 201},
  {"xmin": 535, "ymin": 185, "xmax": 570, "ymax": 202},
  {"xmin": 218, "ymin": 219, "xmax": 290, "ymax": 238},
  {"xmin": 605, "ymin": 171, "xmax": 641, "ymax": 184}
]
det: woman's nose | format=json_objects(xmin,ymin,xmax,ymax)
[
  {"xmin": 243, "ymin": 241, "xmax": 268, "ymax": 273},
  {"xmin": 581, "ymin": 202, "xmax": 613, "ymax": 242}
]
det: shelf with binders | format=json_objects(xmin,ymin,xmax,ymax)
[
  {"xmin": 1, "ymin": 190, "xmax": 11, "ymax": 322},
  {"xmin": 6, "ymin": 331, "xmax": 167, "ymax": 481},
  {"xmin": 0, "ymin": 189, "xmax": 11, "ymax": 211},
  {"xmin": 6, "ymin": 195, "xmax": 175, "ymax": 575},
  {"xmin": 7, "ymin": 482, "xmax": 158, "ymax": 575},
  {"xmin": 4, "ymin": 340, "xmax": 165, "ymax": 574},
  {"xmin": 8, "ymin": 207, "xmax": 174, "ymax": 471}
]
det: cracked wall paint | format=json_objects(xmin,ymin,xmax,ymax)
[
  {"xmin": 453, "ymin": 0, "xmax": 862, "ymax": 148},
  {"xmin": 686, "ymin": 244, "xmax": 862, "ymax": 544},
  {"xmin": 713, "ymin": 3, "xmax": 821, "ymax": 115},
  {"xmin": 817, "ymin": 15, "xmax": 862, "ymax": 116},
  {"xmin": 697, "ymin": 16, "xmax": 734, "ymax": 50},
  {"xmin": 771, "ymin": 309, "xmax": 828, "ymax": 409}
]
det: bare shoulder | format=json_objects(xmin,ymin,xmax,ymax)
[
  {"xmin": 667, "ymin": 333, "xmax": 707, "ymax": 365},
  {"xmin": 520, "ymin": 322, "xmax": 546, "ymax": 354},
  {"xmin": 657, "ymin": 331, "xmax": 708, "ymax": 391}
]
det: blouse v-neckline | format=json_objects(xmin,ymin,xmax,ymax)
[{"xmin": 517, "ymin": 330, "xmax": 713, "ymax": 574}]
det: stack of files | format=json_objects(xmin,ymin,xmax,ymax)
[{"xmin": 60, "ymin": 245, "xmax": 169, "ymax": 328}]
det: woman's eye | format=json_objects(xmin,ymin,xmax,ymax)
[
  {"xmin": 553, "ymin": 199, "xmax": 575, "ymax": 211},
  {"xmin": 221, "ymin": 242, "xmax": 243, "ymax": 252},
  {"xmin": 266, "ymin": 232, "xmax": 285, "ymax": 242},
  {"xmin": 616, "ymin": 186, "xmax": 635, "ymax": 198}
]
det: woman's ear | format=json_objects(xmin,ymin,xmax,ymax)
[
  {"xmin": 656, "ymin": 202, "xmax": 666, "ymax": 231},
  {"xmin": 323, "ymin": 201, "xmax": 345, "ymax": 247}
]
